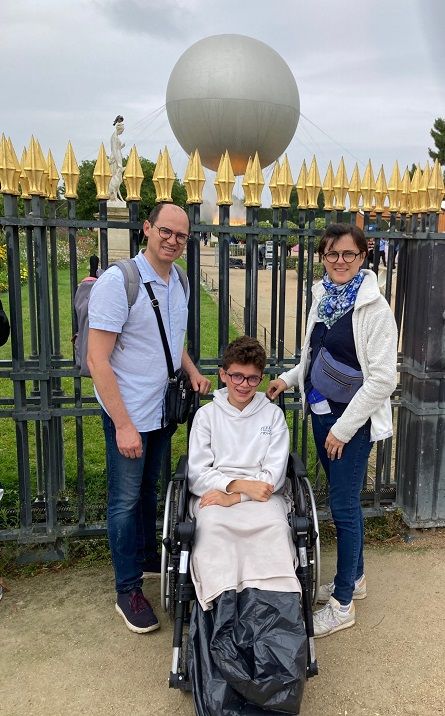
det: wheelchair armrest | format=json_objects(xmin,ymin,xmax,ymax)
[
  {"xmin": 172, "ymin": 455, "xmax": 188, "ymax": 482},
  {"xmin": 287, "ymin": 452, "xmax": 307, "ymax": 479}
]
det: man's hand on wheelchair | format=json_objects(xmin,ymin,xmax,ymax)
[{"xmin": 200, "ymin": 490, "xmax": 240, "ymax": 508}]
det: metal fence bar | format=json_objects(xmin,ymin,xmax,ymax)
[{"xmin": 2, "ymin": 195, "xmax": 442, "ymax": 548}]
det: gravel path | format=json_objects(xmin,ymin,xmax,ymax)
[{"xmin": 2, "ymin": 542, "xmax": 444, "ymax": 716}]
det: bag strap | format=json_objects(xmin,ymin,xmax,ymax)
[
  {"xmin": 174, "ymin": 263, "xmax": 188, "ymax": 297},
  {"xmin": 143, "ymin": 281, "xmax": 175, "ymax": 380},
  {"xmin": 109, "ymin": 259, "xmax": 140, "ymax": 308}
]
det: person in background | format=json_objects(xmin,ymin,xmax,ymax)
[{"xmin": 268, "ymin": 223, "xmax": 397, "ymax": 637}]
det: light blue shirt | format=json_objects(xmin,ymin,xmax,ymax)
[{"xmin": 88, "ymin": 251, "xmax": 188, "ymax": 431}]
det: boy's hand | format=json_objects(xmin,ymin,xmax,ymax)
[
  {"xmin": 200, "ymin": 490, "xmax": 240, "ymax": 508},
  {"xmin": 239, "ymin": 480, "xmax": 274, "ymax": 502}
]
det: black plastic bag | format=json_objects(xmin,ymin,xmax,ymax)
[
  {"xmin": 0, "ymin": 300, "xmax": 10, "ymax": 347},
  {"xmin": 189, "ymin": 588, "xmax": 307, "ymax": 715}
]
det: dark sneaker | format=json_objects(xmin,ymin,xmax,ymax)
[
  {"xmin": 142, "ymin": 553, "xmax": 162, "ymax": 578},
  {"xmin": 115, "ymin": 589, "xmax": 160, "ymax": 633}
]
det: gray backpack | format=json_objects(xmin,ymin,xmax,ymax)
[{"xmin": 73, "ymin": 259, "xmax": 188, "ymax": 377}]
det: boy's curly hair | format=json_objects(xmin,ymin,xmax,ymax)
[{"xmin": 222, "ymin": 336, "xmax": 266, "ymax": 372}]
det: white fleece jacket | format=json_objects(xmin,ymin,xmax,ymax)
[
  {"xmin": 279, "ymin": 269, "xmax": 398, "ymax": 444},
  {"xmin": 188, "ymin": 389, "xmax": 290, "ymax": 499}
]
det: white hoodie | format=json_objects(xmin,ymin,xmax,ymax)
[
  {"xmin": 279, "ymin": 269, "xmax": 398, "ymax": 443},
  {"xmin": 188, "ymin": 388, "xmax": 290, "ymax": 498}
]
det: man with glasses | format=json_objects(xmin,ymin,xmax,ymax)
[{"xmin": 87, "ymin": 203, "xmax": 210, "ymax": 634}]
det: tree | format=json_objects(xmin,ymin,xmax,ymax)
[{"xmin": 428, "ymin": 117, "xmax": 445, "ymax": 166}]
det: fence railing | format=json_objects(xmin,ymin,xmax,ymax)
[{"xmin": 0, "ymin": 195, "xmax": 444, "ymax": 554}]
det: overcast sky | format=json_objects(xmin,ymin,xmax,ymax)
[{"xmin": 1, "ymin": 0, "xmax": 443, "ymax": 203}]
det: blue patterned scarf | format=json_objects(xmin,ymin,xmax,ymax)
[{"xmin": 317, "ymin": 270, "xmax": 365, "ymax": 328}]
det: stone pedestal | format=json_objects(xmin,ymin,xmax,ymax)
[{"xmin": 99, "ymin": 201, "xmax": 131, "ymax": 263}]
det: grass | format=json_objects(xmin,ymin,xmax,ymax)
[{"xmin": 0, "ymin": 262, "xmax": 241, "ymax": 534}]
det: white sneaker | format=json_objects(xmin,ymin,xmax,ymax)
[
  {"xmin": 313, "ymin": 596, "xmax": 355, "ymax": 638},
  {"xmin": 317, "ymin": 574, "xmax": 367, "ymax": 603}
]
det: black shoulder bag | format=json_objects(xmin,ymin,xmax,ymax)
[{"xmin": 143, "ymin": 281, "xmax": 194, "ymax": 424}]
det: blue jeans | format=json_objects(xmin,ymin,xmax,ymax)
[
  {"xmin": 102, "ymin": 410, "xmax": 174, "ymax": 593},
  {"xmin": 311, "ymin": 409, "xmax": 372, "ymax": 605}
]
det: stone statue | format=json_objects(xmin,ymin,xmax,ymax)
[{"xmin": 108, "ymin": 115, "xmax": 125, "ymax": 202}]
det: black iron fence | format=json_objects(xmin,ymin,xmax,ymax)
[{"xmin": 0, "ymin": 194, "xmax": 444, "ymax": 556}]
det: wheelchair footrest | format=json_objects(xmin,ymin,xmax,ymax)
[{"xmin": 169, "ymin": 672, "xmax": 192, "ymax": 691}]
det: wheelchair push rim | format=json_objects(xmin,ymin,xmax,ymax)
[
  {"xmin": 161, "ymin": 480, "xmax": 175, "ymax": 613},
  {"xmin": 303, "ymin": 476, "xmax": 321, "ymax": 605}
]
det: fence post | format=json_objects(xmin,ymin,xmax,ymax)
[{"xmin": 396, "ymin": 215, "xmax": 445, "ymax": 527}]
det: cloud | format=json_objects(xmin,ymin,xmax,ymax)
[{"xmin": 94, "ymin": 0, "xmax": 198, "ymax": 38}]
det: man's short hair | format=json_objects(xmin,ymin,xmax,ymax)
[
  {"xmin": 147, "ymin": 203, "xmax": 190, "ymax": 233},
  {"xmin": 222, "ymin": 336, "xmax": 266, "ymax": 372}
]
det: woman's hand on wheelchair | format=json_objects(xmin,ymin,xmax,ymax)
[
  {"xmin": 200, "ymin": 490, "xmax": 240, "ymax": 508},
  {"xmin": 266, "ymin": 378, "xmax": 287, "ymax": 400}
]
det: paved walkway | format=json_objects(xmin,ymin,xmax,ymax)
[{"xmin": 2, "ymin": 541, "xmax": 444, "ymax": 715}]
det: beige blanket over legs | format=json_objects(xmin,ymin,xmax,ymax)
[{"xmin": 189, "ymin": 494, "xmax": 301, "ymax": 611}]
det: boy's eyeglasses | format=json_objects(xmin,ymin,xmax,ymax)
[{"xmin": 225, "ymin": 371, "xmax": 262, "ymax": 387}]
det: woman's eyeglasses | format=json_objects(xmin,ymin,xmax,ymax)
[
  {"xmin": 323, "ymin": 250, "xmax": 362, "ymax": 264},
  {"xmin": 225, "ymin": 371, "xmax": 262, "ymax": 387}
]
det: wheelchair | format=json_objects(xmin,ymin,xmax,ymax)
[{"xmin": 160, "ymin": 450, "xmax": 320, "ymax": 693}]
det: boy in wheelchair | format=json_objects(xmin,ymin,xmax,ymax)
[{"xmin": 186, "ymin": 336, "xmax": 307, "ymax": 715}]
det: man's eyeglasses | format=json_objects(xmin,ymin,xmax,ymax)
[
  {"xmin": 225, "ymin": 371, "xmax": 262, "ymax": 387},
  {"xmin": 153, "ymin": 224, "xmax": 189, "ymax": 245},
  {"xmin": 323, "ymin": 250, "xmax": 362, "ymax": 264}
]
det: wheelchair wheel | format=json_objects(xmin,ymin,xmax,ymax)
[
  {"xmin": 303, "ymin": 476, "xmax": 321, "ymax": 605},
  {"xmin": 161, "ymin": 480, "xmax": 178, "ymax": 617}
]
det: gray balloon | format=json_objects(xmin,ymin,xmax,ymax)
[{"xmin": 166, "ymin": 34, "xmax": 300, "ymax": 175}]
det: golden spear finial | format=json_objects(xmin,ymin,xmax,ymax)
[
  {"xmin": 246, "ymin": 152, "xmax": 265, "ymax": 207},
  {"xmin": 123, "ymin": 145, "xmax": 144, "ymax": 201},
  {"xmin": 269, "ymin": 160, "xmax": 281, "ymax": 208},
  {"xmin": 374, "ymin": 165, "xmax": 388, "ymax": 213},
  {"xmin": 427, "ymin": 159, "xmax": 445, "ymax": 212},
  {"xmin": 277, "ymin": 154, "xmax": 293, "ymax": 207},
  {"xmin": 0, "ymin": 135, "xmax": 20, "ymax": 195},
  {"xmin": 46, "ymin": 149, "xmax": 60, "ymax": 200},
  {"xmin": 61, "ymin": 141, "xmax": 80, "ymax": 199},
  {"xmin": 306, "ymin": 155, "xmax": 321, "ymax": 209},
  {"xmin": 409, "ymin": 165, "xmax": 421, "ymax": 214},
  {"xmin": 400, "ymin": 167, "xmax": 411, "ymax": 214},
  {"xmin": 418, "ymin": 162, "xmax": 430, "ymax": 213},
  {"xmin": 35, "ymin": 139, "xmax": 49, "ymax": 198},
  {"xmin": 348, "ymin": 164, "xmax": 361, "ymax": 212},
  {"xmin": 322, "ymin": 161, "xmax": 335, "ymax": 210},
  {"xmin": 24, "ymin": 136, "xmax": 48, "ymax": 196},
  {"xmin": 183, "ymin": 149, "xmax": 205, "ymax": 204},
  {"xmin": 214, "ymin": 150, "xmax": 235, "ymax": 205},
  {"xmin": 19, "ymin": 147, "xmax": 31, "ymax": 198},
  {"xmin": 153, "ymin": 146, "xmax": 175, "ymax": 203},
  {"xmin": 242, "ymin": 156, "xmax": 253, "ymax": 207},
  {"xmin": 361, "ymin": 160, "xmax": 376, "ymax": 212},
  {"xmin": 295, "ymin": 160, "xmax": 308, "ymax": 209},
  {"xmin": 93, "ymin": 143, "xmax": 112, "ymax": 200},
  {"xmin": 333, "ymin": 157, "xmax": 348, "ymax": 210},
  {"xmin": 387, "ymin": 161, "xmax": 401, "ymax": 213}
]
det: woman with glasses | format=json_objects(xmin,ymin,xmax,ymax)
[
  {"xmin": 187, "ymin": 336, "xmax": 306, "ymax": 715},
  {"xmin": 268, "ymin": 223, "xmax": 398, "ymax": 638}
]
